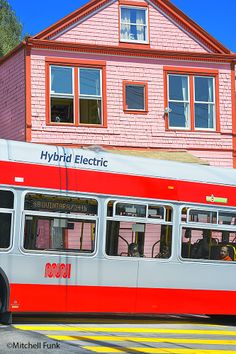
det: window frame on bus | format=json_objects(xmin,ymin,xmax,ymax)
[
  {"xmin": 21, "ymin": 191, "xmax": 99, "ymax": 256},
  {"xmin": 180, "ymin": 204, "xmax": 236, "ymax": 263},
  {"xmin": 104, "ymin": 198, "xmax": 174, "ymax": 260},
  {"xmin": 0, "ymin": 188, "xmax": 15, "ymax": 252}
]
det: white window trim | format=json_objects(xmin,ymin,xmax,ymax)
[
  {"xmin": 50, "ymin": 65, "xmax": 74, "ymax": 97},
  {"xmin": 193, "ymin": 76, "xmax": 216, "ymax": 131},
  {"xmin": 50, "ymin": 65, "xmax": 75, "ymax": 124},
  {"xmin": 120, "ymin": 5, "xmax": 149, "ymax": 44},
  {"xmin": 79, "ymin": 67, "xmax": 103, "ymax": 125},
  {"xmin": 168, "ymin": 74, "xmax": 190, "ymax": 130}
]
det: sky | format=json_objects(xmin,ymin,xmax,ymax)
[{"xmin": 8, "ymin": 0, "xmax": 236, "ymax": 52}]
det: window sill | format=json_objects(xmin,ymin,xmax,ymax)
[
  {"xmin": 78, "ymin": 123, "xmax": 106, "ymax": 128},
  {"xmin": 166, "ymin": 127, "xmax": 218, "ymax": 133},
  {"xmin": 47, "ymin": 122, "xmax": 75, "ymax": 127},
  {"xmin": 119, "ymin": 41, "xmax": 150, "ymax": 49},
  {"xmin": 46, "ymin": 122, "xmax": 107, "ymax": 128},
  {"xmin": 124, "ymin": 109, "xmax": 148, "ymax": 115}
]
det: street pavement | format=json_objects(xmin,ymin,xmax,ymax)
[{"xmin": 0, "ymin": 315, "xmax": 236, "ymax": 353}]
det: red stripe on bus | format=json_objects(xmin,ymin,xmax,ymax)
[
  {"xmin": 9, "ymin": 283, "xmax": 236, "ymax": 315},
  {"xmin": 0, "ymin": 160, "xmax": 235, "ymax": 206}
]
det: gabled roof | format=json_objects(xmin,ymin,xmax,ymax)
[{"xmin": 33, "ymin": 0, "xmax": 231, "ymax": 54}]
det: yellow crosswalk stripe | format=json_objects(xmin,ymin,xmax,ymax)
[
  {"xmin": 47, "ymin": 334, "xmax": 236, "ymax": 345},
  {"xmin": 82, "ymin": 347, "xmax": 236, "ymax": 353},
  {"xmin": 13, "ymin": 325, "xmax": 236, "ymax": 336}
]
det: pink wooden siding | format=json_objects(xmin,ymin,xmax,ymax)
[
  {"xmin": 30, "ymin": 49, "xmax": 233, "ymax": 167},
  {"xmin": 117, "ymin": 222, "xmax": 166, "ymax": 258},
  {"xmin": 53, "ymin": 2, "xmax": 119, "ymax": 46},
  {"xmin": 67, "ymin": 221, "xmax": 95, "ymax": 251},
  {"xmin": 0, "ymin": 49, "xmax": 25, "ymax": 141},
  {"xmin": 54, "ymin": 0, "xmax": 208, "ymax": 53}
]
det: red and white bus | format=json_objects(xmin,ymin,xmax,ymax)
[{"xmin": 1, "ymin": 139, "xmax": 236, "ymax": 324}]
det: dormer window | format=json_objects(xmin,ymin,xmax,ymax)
[{"xmin": 120, "ymin": 6, "xmax": 148, "ymax": 44}]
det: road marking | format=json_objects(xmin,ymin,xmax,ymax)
[
  {"xmin": 13, "ymin": 325, "xmax": 236, "ymax": 336},
  {"xmin": 82, "ymin": 347, "xmax": 236, "ymax": 353},
  {"xmin": 47, "ymin": 334, "xmax": 236, "ymax": 345}
]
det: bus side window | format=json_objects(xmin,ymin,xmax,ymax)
[{"xmin": 0, "ymin": 213, "xmax": 11, "ymax": 249}]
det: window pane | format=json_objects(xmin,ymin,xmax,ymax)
[
  {"xmin": 51, "ymin": 66, "xmax": 73, "ymax": 95},
  {"xmin": 51, "ymin": 97, "xmax": 74, "ymax": 123},
  {"xmin": 181, "ymin": 227, "xmax": 236, "ymax": 261},
  {"xmin": 121, "ymin": 8, "xmax": 146, "ymax": 24},
  {"xmin": 120, "ymin": 24, "xmax": 146, "ymax": 41},
  {"xmin": 80, "ymin": 69, "xmax": 101, "ymax": 96},
  {"xmin": 148, "ymin": 205, "xmax": 165, "ymax": 219},
  {"xmin": 80, "ymin": 99, "xmax": 102, "ymax": 124},
  {"xmin": 126, "ymin": 85, "xmax": 145, "ymax": 110},
  {"xmin": 195, "ymin": 77, "xmax": 214, "ymax": 102},
  {"xmin": 115, "ymin": 203, "xmax": 146, "ymax": 217},
  {"xmin": 194, "ymin": 103, "xmax": 214, "ymax": 129},
  {"xmin": 188, "ymin": 209, "xmax": 217, "ymax": 224},
  {"xmin": 24, "ymin": 216, "xmax": 96, "ymax": 253},
  {"xmin": 106, "ymin": 220, "xmax": 172, "ymax": 258},
  {"xmin": 25, "ymin": 193, "xmax": 98, "ymax": 216},
  {"xmin": 120, "ymin": 7, "xmax": 146, "ymax": 41},
  {"xmin": 169, "ymin": 102, "xmax": 189, "ymax": 128},
  {"xmin": 0, "ymin": 213, "xmax": 11, "ymax": 248},
  {"xmin": 0, "ymin": 190, "xmax": 14, "ymax": 209},
  {"xmin": 169, "ymin": 75, "xmax": 188, "ymax": 101},
  {"xmin": 219, "ymin": 212, "xmax": 236, "ymax": 225}
]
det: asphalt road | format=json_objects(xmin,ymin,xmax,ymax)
[{"xmin": 0, "ymin": 314, "xmax": 236, "ymax": 353}]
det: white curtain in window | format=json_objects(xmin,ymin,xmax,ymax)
[
  {"xmin": 136, "ymin": 10, "xmax": 145, "ymax": 41},
  {"xmin": 181, "ymin": 76, "xmax": 189, "ymax": 127},
  {"xmin": 121, "ymin": 8, "xmax": 131, "ymax": 40}
]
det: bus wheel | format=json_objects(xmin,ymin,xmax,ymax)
[
  {"xmin": 0, "ymin": 271, "xmax": 12, "ymax": 325},
  {"xmin": 0, "ymin": 311, "xmax": 12, "ymax": 325}
]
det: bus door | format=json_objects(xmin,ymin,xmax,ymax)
[
  {"xmin": 135, "ymin": 204, "xmax": 174, "ymax": 313},
  {"xmin": 104, "ymin": 220, "xmax": 139, "ymax": 313},
  {"xmin": 103, "ymin": 201, "xmax": 142, "ymax": 313},
  {"xmin": 0, "ymin": 190, "xmax": 14, "ymax": 317}
]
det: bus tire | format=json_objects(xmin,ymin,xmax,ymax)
[{"xmin": 0, "ymin": 269, "xmax": 12, "ymax": 325}]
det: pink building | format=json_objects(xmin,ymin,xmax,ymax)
[{"xmin": 0, "ymin": 0, "xmax": 236, "ymax": 166}]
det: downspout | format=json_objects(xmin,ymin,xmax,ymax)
[
  {"xmin": 231, "ymin": 62, "xmax": 236, "ymax": 167},
  {"xmin": 25, "ymin": 38, "xmax": 32, "ymax": 142}
]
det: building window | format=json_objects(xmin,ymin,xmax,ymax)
[
  {"xmin": 168, "ymin": 75, "xmax": 190, "ymax": 129},
  {"xmin": 181, "ymin": 207, "xmax": 236, "ymax": 261},
  {"xmin": 50, "ymin": 66, "xmax": 74, "ymax": 123},
  {"xmin": 194, "ymin": 76, "xmax": 215, "ymax": 129},
  {"xmin": 48, "ymin": 63, "xmax": 105, "ymax": 126},
  {"xmin": 120, "ymin": 6, "xmax": 148, "ymax": 43},
  {"xmin": 23, "ymin": 193, "xmax": 98, "ymax": 253},
  {"xmin": 79, "ymin": 68, "xmax": 102, "ymax": 124},
  {"xmin": 123, "ymin": 82, "xmax": 148, "ymax": 112},
  {"xmin": 167, "ymin": 72, "xmax": 216, "ymax": 131},
  {"xmin": 106, "ymin": 200, "xmax": 172, "ymax": 258}
]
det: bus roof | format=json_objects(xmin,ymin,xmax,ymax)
[{"xmin": 0, "ymin": 139, "xmax": 235, "ymax": 187}]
